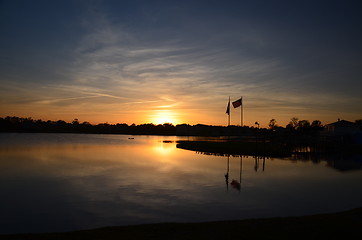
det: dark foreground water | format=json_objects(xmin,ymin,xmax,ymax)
[{"xmin": 0, "ymin": 133, "xmax": 361, "ymax": 234}]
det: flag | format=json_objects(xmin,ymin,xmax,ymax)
[
  {"xmin": 226, "ymin": 100, "xmax": 230, "ymax": 115},
  {"xmin": 232, "ymin": 97, "xmax": 242, "ymax": 108}
]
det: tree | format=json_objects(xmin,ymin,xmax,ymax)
[
  {"xmin": 287, "ymin": 117, "xmax": 299, "ymax": 130},
  {"xmin": 269, "ymin": 119, "xmax": 277, "ymax": 130},
  {"xmin": 298, "ymin": 120, "xmax": 310, "ymax": 130},
  {"xmin": 311, "ymin": 120, "xmax": 323, "ymax": 130}
]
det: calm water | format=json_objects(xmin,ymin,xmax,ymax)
[{"xmin": 0, "ymin": 133, "xmax": 361, "ymax": 234}]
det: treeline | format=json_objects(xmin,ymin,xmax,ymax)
[
  {"xmin": 0, "ymin": 116, "xmax": 176, "ymax": 135},
  {"xmin": 1, "ymin": 116, "xmax": 361, "ymax": 137}
]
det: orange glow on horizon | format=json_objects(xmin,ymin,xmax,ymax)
[
  {"xmin": 149, "ymin": 110, "xmax": 180, "ymax": 125},
  {"xmin": 2, "ymin": 102, "xmax": 352, "ymax": 128}
]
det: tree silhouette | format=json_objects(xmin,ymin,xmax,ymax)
[
  {"xmin": 298, "ymin": 120, "xmax": 310, "ymax": 130},
  {"xmin": 311, "ymin": 120, "xmax": 323, "ymax": 130},
  {"xmin": 268, "ymin": 119, "xmax": 277, "ymax": 130},
  {"xmin": 286, "ymin": 117, "xmax": 299, "ymax": 130}
]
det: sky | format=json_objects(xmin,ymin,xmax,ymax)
[{"xmin": 1, "ymin": 0, "xmax": 362, "ymax": 127}]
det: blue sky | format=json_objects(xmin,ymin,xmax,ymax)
[{"xmin": 1, "ymin": 0, "xmax": 361, "ymax": 126}]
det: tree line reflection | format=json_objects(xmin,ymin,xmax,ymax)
[{"xmin": 195, "ymin": 151, "xmax": 361, "ymax": 192}]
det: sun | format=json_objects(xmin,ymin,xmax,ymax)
[
  {"xmin": 151, "ymin": 110, "xmax": 178, "ymax": 125},
  {"xmin": 154, "ymin": 117, "xmax": 174, "ymax": 125}
]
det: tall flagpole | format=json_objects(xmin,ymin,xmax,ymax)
[
  {"xmin": 240, "ymin": 96, "xmax": 243, "ymax": 126},
  {"xmin": 228, "ymin": 96, "xmax": 231, "ymax": 126}
]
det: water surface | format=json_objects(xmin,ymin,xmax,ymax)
[{"xmin": 0, "ymin": 133, "xmax": 361, "ymax": 234}]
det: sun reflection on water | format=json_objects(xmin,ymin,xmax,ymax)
[{"xmin": 152, "ymin": 141, "xmax": 175, "ymax": 156}]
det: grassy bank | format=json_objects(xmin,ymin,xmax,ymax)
[
  {"xmin": 176, "ymin": 140, "xmax": 292, "ymax": 157},
  {"xmin": 176, "ymin": 140, "xmax": 362, "ymax": 157},
  {"xmin": 1, "ymin": 207, "xmax": 361, "ymax": 240}
]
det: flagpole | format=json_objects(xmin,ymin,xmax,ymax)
[
  {"xmin": 240, "ymin": 96, "xmax": 243, "ymax": 126},
  {"xmin": 228, "ymin": 96, "xmax": 231, "ymax": 126}
]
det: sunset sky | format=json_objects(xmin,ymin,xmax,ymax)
[{"xmin": 1, "ymin": 0, "xmax": 361, "ymax": 127}]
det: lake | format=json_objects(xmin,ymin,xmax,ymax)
[{"xmin": 1, "ymin": 133, "xmax": 361, "ymax": 234}]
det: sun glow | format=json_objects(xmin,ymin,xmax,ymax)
[{"xmin": 151, "ymin": 110, "xmax": 178, "ymax": 125}]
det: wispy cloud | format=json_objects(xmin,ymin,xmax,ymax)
[{"xmin": 1, "ymin": 1, "xmax": 361, "ymax": 125}]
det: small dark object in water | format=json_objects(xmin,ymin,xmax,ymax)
[
  {"xmin": 231, "ymin": 180, "xmax": 241, "ymax": 190},
  {"xmin": 128, "ymin": 138, "xmax": 134, "ymax": 139},
  {"xmin": 163, "ymin": 140, "xmax": 173, "ymax": 143}
]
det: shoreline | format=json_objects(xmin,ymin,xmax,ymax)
[
  {"xmin": 176, "ymin": 140, "xmax": 362, "ymax": 157},
  {"xmin": 176, "ymin": 140, "xmax": 292, "ymax": 157},
  {"xmin": 1, "ymin": 207, "xmax": 361, "ymax": 240}
]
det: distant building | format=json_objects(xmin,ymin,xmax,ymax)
[
  {"xmin": 324, "ymin": 120, "xmax": 361, "ymax": 144},
  {"xmin": 325, "ymin": 120, "xmax": 360, "ymax": 135}
]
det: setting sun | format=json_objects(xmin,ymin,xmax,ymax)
[{"xmin": 151, "ymin": 110, "xmax": 178, "ymax": 125}]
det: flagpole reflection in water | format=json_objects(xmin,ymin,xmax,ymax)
[
  {"xmin": 230, "ymin": 156, "xmax": 242, "ymax": 192},
  {"xmin": 225, "ymin": 154, "xmax": 229, "ymax": 192}
]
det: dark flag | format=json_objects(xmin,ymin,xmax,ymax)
[
  {"xmin": 226, "ymin": 100, "xmax": 230, "ymax": 115},
  {"xmin": 232, "ymin": 97, "xmax": 242, "ymax": 108}
]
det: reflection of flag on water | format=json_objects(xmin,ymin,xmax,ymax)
[
  {"xmin": 232, "ymin": 97, "xmax": 242, "ymax": 108},
  {"xmin": 226, "ymin": 100, "xmax": 230, "ymax": 115},
  {"xmin": 231, "ymin": 179, "xmax": 241, "ymax": 191}
]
